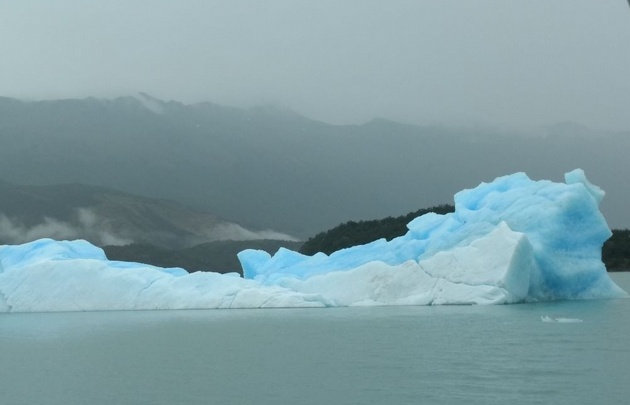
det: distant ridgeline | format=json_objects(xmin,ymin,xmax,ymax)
[{"xmin": 104, "ymin": 204, "xmax": 629, "ymax": 274}]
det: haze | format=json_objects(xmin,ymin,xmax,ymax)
[{"xmin": 2, "ymin": 0, "xmax": 630, "ymax": 131}]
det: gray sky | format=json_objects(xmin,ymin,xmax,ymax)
[{"xmin": 2, "ymin": 0, "xmax": 630, "ymax": 130}]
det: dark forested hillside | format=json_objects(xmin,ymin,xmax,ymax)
[
  {"xmin": 603, "ymin": 229, "xmax": 630, "ymax": 271},
  {"xmin": 299, "ymin": 205, "xmax": 454, "ymax": 255}
]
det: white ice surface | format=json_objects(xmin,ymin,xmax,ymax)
[{"xmin": 0, "ymin": 169, "xmax": 626, "ymax": 312}]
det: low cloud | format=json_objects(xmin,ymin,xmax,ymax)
[
  {"xmin": 0, "ymin": 208, "xmax": 299, "ymax": 248},
  {"xmin": 208, "ymin": 223, "xmax": 299, "ymax": 242},
  {"xmin": 0, "ymin": 209, "xmax": 133, "ymax": 246}
]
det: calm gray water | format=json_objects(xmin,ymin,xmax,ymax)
[{"xmin": 1, "ymin": 273, "xmax": 629, "ymax": 405}]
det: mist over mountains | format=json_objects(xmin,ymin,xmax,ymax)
[
  {"xmin": 0, "ymin": 180, "xmax": 295, "ymax": 248},
  {"xmin": 1, "ymin": 94, "xmax": 628, "ymax": 239}
]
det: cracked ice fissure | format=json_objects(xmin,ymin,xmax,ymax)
[{"xmin": 0, "ymin": 169, "xmax": 627, "ymax": 312}]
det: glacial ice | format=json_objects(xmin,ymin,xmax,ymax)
[{"xmin": 0, "ymin": 169, "xmax": 626, "ymax": 312}]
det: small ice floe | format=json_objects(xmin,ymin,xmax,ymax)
[{"xmin": 541, "ymin": 315, "xmax": 583, "ymax": 323}]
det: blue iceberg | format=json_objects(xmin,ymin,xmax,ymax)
[{"xmin": 0, "ymin": 169, "xmax": 626, "ymax": 312}]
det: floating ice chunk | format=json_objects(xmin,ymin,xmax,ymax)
[
  {"xmin": 0, "ymin": 239, "xmax": 327, "ymax": 312},
  {"xmin": 541, "ymin": 315, "xmax": 584, "ymax": 323},
  {"xmin": 0, "ymin": 169, "xmax": 627, "ymax": 312}
]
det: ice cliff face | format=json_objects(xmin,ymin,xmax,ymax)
[{"xmin": 0, "ymin": 169, "xmax": 626, "ymax": 312}]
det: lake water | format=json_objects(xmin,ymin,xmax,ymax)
[{"xmin": 1, "ymin": 273, "xmax": 629, "ymax": 405}]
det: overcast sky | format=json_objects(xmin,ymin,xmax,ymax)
[{"xmin": 2, "ymin": 0, "xmax": 630, "ymax": 130}]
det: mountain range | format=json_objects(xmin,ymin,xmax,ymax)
[{"xmin": 1, "ymin": 94, "xmax": 629, "ymax": 239}]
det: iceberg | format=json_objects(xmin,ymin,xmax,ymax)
[{"xmin": 0, "ymin": 169, "xmax": 626, "ymax": 312}]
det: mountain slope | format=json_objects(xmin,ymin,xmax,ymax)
[
  {"xmin": 1, "ymin": 95, "xmax": 628, "ymax": 236},
  {"xmin": 0, "ymin": 180, "xmax": 295, "ymax": 248}
]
